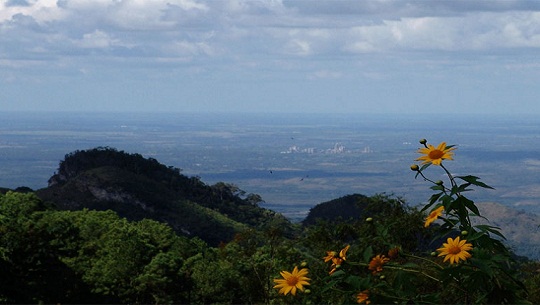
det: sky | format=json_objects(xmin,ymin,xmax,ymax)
[{"xmin": 1, "ymin": 0, "xmax": 540, "ymax": 115}]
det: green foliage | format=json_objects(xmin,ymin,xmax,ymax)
[
  {"xmin": 1, "ymin": 143, "xmax": 540, "ymax": 304},
  {"xmin": 301, "ymin": 194, "xmax": 428, "ymax": 256},
  {"xmin": 317, "ymin": 139, "xmax": 530, "ymax": 305},
  {"xmin": 0, "ymin": 191, "xmax": 201, "ymax": 303},
  {"xmin": 37, "ymin": 147, "xmax": 294, "ymax": 246}
]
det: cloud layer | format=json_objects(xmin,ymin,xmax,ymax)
[{"xmin": 1, "ymin": 0, "xmax": 540, "ymax": 113}]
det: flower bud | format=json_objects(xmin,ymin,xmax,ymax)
[
  {"xmin": 430, "ymin": 251, "xmax": 437, "ymax": 257},
  {"xmin": 419, "ymin": 139, "xmax": 427, "ymax": 145},
  {"xmin": 365, "ymin": 217, "xmax": 373, "ymax": 223},
  {"xmin": 379, "ymin": 275, "xmax": 386, "ymax": 280},
  {"xmin": 461, "ymin": 230, "xmax": 468, "ymax": 236},
  {"xmin": 304, "ymin": 289, "xmax": 311, "ymax": 294},
  {"xmin": 410, "ymin": 164, "xmax": 419, "ymax": 171},
  {"xmin": 435, "ymin": 180, "xmax": 444, "ymax": 186},
  {"xmin": 301, "ymin": 261, "xmax": 308, "ymax": 267}
]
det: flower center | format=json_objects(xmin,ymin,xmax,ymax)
[
  {"xmin": 428, "ymin": 149, "xmax": 444, "ymax": 159},
  {"xmin": 286, "ymin": 276, "xmax": 299, "ymax": 286},
  {"xmin": 447, "ymin": 245, "xmax": 461, "ymax": 255}
]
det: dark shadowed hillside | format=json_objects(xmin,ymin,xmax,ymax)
[
  {"xmin": 36, "ymin": 147, "xmax": 293, "ymax": 246},
  {"xmin": 303, "ymin": 193, "xmax": 416, "ymax": 226}
]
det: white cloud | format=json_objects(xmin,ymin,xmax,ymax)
[
  {"xmin": 341, "ymin": 11, "xmax": 540, "ymax": 53},
  {"xmin": 2, "ymin": 0, "xmax": 540, "ymax": 62},
  {"xmin": 2, "ymin": 0, "xmax": 540, "ymax": 114},
  {"xmin": 75, "ymin": 30, "xmax": 118, "ymax": 49},
  {"xmin": 0, "ymin": 0, "xmax": 65, "ymax": 23},
  {"xmin": 308, "ymin": 70, "xmax": 342, "ymax": 80}
]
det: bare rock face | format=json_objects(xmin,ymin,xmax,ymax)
[{"xmin": 86, "ymin": 185, "xmax": 153, "ymax": 212}]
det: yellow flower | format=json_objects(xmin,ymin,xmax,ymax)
[
  {"xmin": 424, "ymin": 206, "xmax": 444, "ymax": 227},
  {"xmin": 273, "ymin": 266, "xmax": 310, "ymax": 296},
  {"xmin": 437, "ymin": 236, "xmax": 473, "ymax": 264},
  {"xmin": 416, "ymin": 141, "xmax": 456, "ymax": 166},
  {"xmin": 356, "ymin": 290, "xmax": 371, "ymax": 304},
  {"xmin": 368, "ymin": 254, "xmax": 390, "ymax": 274}
]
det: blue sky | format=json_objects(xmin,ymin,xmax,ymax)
[{"xmin": 1, "ymin": 0, "xmax": 540, "ymax": 114}]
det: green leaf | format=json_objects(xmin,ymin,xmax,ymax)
[
  {"xmin": 441, "ymin": 195, "xmax": 455, "ymax": 211},
  {"xmin": 421, "ymin": 192, "xmax": 443, "ymax": 212},
  {"xmin": 475, "ymin": 224, "xmax": 506, "ymax": 240},
  {"xmin": 430, "ymin": 185, "xmax": 445, "ymax": 191},
  {"xmin": 456, "ymin": 195, "xmax": 480, "ymax": 216},
  {"xmin": 344, "ymin": 275, "xmax": 368, "ymax": 290},
  {"xmin": 456, "ymin": 175, "xmax": 494, "ymax": 189},
  {"xmin": 470, "ymin": 258, "xmax": 495, "ymax": 277},
  {"xmin": 420, "ymin": 163, "xmax": 431, "ymax": 171},
  {"xmin": 400, "ymin": 262, "xmax": 420, "ymax": 269},
  {"xmin": 363, "ymin": 246, "xmax": 373, "ymax": 263},
  {"xmin": 329, "ymin": 270, "xmax": 346, "ymax": 277},
  {"xmin": 455, "ymin": 183, "xmax": 472, "ymax": 194}
]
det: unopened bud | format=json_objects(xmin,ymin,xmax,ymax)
[
  {"xmin": 435, "ymin": 180, "xmax": 444, "ymax": 186},
  {"xmin": 430, "ymin": 251, "xmax": 437, "ymax": 257},
  {"xmin": 365, "ymin": 217, "xmax": 373, "ymax": 223},
  {"xmin": 419, "ymin": 139, "xmax": 427, "ymax": 145},
  {"xmin": 379, "ymin": 275, "xmax": 386, "ymax": 280},
  {"xmin": 304, "ymin": 289, "xmax": 311, "ymax": 294},
  {"xmin": 410, "ymin": 164, "xmax": 419, "ymax": 171},
  {"xmin": 461, "ymin": 230, "xmax": 468, "ymax": 236},
  {"xmin": 301, "ymin": 261, "xmax": 308, "ymax": 267}
]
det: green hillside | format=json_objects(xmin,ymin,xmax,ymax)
[{"xmin": 36, "ymin": 147, "xmax": 293, "ymax": 246}]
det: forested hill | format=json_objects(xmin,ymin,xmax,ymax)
[{"xmin": 36, "ymin": 147, "xmax": 293, "ymax": 246}]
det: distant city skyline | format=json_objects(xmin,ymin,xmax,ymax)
[{"xmin": 1, "ymin": 0, "xmax": 540, "ymax": 115}]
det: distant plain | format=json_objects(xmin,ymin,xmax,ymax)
[{"xmin": 1, "ymin": 111, "xmax": 539, "ymax": 221}]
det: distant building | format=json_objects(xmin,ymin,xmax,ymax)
[{"xmin": 327, "ymin": 143, "xmax": 345, "ymax": 154}]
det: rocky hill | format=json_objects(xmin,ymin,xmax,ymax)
[
  {"xmin": 475, "ymin": 202, "xmax": 540, "ymax": 260},
  {"xmin": 36, "ymin": 147, "xmax": 293, "ymax": 246},
  {"xmin": 303, "ymin": 194, "xmax": 540, "ymax": 260}
]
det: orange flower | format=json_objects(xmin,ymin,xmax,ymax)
[
  {"xmin": 339, "ymin": 244, "xmax": 350, "ymax": 260},
  {"xmin": 324, "ymin": 245, "xmax": 350, "ymax": 274},
  {"xmin": 388, "ymin": 247, "xmax": 400, "ymax": 259},
  {"xmin": 368, "ymin": 254, "xmax": 389, "ymax": 274},
  {"xmin": 329, "ymin": 263, "xmax": 341, "ymax": 275},
  {"xmin": 323, "ymin": 251, "xmax": 338, "ymax": 263},
  {"xmin": 424, "ymin": 206, "xmax": 444, "ymax": 227},
  {"xmin": 356, "ymin": 290, "xmax": 371, "ymax": 304},
  {"xmin": 331, "ymin": 257, "xmax": 343, "ymax": 266}
]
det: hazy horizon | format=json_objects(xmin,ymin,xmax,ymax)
[{"xmin": 1, "ymin": 111, "xmax": 540, "ymax": 222}]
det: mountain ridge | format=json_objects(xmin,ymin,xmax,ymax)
[
  {"xmin": 35, "ymin": 147, "xmax": 293, "ymax": 246},
  {"xmin": 7, "ymin": 146, "xmax": 540, "ymax": 259}
]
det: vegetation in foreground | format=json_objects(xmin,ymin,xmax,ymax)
[{"xmin": 0, "ymin": 141, "xmax": 539, "ymax": 304}]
